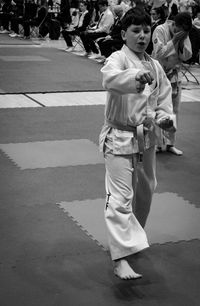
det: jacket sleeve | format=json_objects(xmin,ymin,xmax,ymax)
[
  {"xmin": 177, "ymin": 35, "xmax": 192, "ymax": 62},
  {"xmin": 101, "ymin": 52, "xmax": 141, "ymax": 94},
  {"xmin": 96, "ymin": 11, "xmax": 114, "ymax": 33},
  {"xmin": 152, "ymin": 26, "xmax": 176, "ymax": 60},
  {"xmin": 78, "ymin": 12, "xmax": 91, "ymax": 31}
]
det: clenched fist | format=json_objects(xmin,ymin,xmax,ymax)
[{"xmin": 135, "ymin": 70, "xmax": 154, "ymax": 93}]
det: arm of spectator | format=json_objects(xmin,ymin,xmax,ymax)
[
  {"xmin": 152, "ymin": 27, "xmax": 176, "ymax": 60},
  {"xmin": 95, "ymin": 11, "xmax": 114, "ymax": 33},
  {"xmin": 177, "ymin": 34, "xmax": 192, "ymax": 62}
]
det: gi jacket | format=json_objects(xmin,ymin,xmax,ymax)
[
  {"xmin": 152, "ymin": 21, "xmax": 192, "ymax": 81},
  {"xmin": 99, "ymin": 45, "xmax": 175, "ymax": 154}
]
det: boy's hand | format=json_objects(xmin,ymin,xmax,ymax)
[{"xmin": 135, "ymin": 70, "xmax": 154, "ymax": 93}]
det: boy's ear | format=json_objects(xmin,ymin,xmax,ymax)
[{"xmin": 121, "ymin": 29, "xmax": 126, "ymax": 41}]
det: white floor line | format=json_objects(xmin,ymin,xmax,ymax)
[
  {"xmin": 0, "ymin": 89, "xmax": 200, "ymax": 108},
  {"xmin": 0, "ymin": 94, "xmax": 41, "ymax": 108}
]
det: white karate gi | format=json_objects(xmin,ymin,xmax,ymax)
[
  {"xmin": 152, "ymin": 20, "xmax": 192, "ymax": 145},
  {"xmin": 99, "ymin": 45, "xmax": 175, "ymax": 260}
]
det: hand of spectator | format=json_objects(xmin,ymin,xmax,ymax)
[{"xmin": 172, "ymin": 30, "xmax": 188, "ymax": 46}]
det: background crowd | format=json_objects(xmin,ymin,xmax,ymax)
[
  {"xmin": 1, "ymin": 0, "xmax": 200, "ymax": 44},
  {"xmin": 1, "ymin": 0, "xmax": 200, "ymax": 156}
]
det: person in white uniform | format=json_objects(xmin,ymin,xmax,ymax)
[
  {"xmin": 99, "ymin": 7, "xmax": 176, "ymax": 280},
  {"xmin": 152, "ymin": 12, "xmax": 192, "ymax": 155}
]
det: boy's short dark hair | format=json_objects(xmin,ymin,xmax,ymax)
[
  {"xmin": 121, "ymin": 7, "xmax": 151, "ymax": 31},
  {"xmin": 174, "ymin": 12, "xmax": 192, "ymax": 32}
]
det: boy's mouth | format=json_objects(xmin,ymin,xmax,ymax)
[{"xmin": 138, "ymin": 42, "xmax": 146, "ymax": 46}]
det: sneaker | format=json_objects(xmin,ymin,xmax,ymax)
[
  {"xmin": 88, "ymin": 53, "xmax": 101, "ymax": 59},
  {"xmin": 9, "ymin": 33, "xmax": 19, "ymax": 38},
  {"xmin": 65, "ymin": 46, "xmax": 74, "ymax": 52},
  {"xmin": 77, "ymin": 51, "xmax": 91, "ymax": 57},
  {"xmin": 0, "ymin": 29, "xmax": 10, "ymax": 34},
  {"xmin": 94, "ymin": 56, "xmax": 106, "ymax": 63}
]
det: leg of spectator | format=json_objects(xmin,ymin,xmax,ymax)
[
  {"xmin": 62, "ymin": 29, "xmax": 75, "ymax": 47},
  {"xmin": 10, "ymin": 17, "xmax": 20, "ymax": 35},
  {"xmin": 99, "ymin": 39, "xmax": 123, "ymax": 57},
  {"xmin": 23, "ymin": 20, "xmax": 32, "ymax": 38},
  {"xmin": 88, "ymin": 32, "xmax": 107, "ymax": 54},
  {"xmin": 79, "ymin": 31, "xmax": 92, "ymax": 53},
  {"xmin": 2, "ymin": 13, "xmax": 10, "ymax": 31},
  {"xmin": 39, "ymin": 23, "xmax": 49, "ymax": 38}
]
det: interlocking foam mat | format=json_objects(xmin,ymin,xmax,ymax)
[
  {"xmin": 0, "ymin": 139, "xmax": 104, "ymax": 169},
  {"xmin": 57, "ymin": 192, "xmax": 200, "ymax": 251}
]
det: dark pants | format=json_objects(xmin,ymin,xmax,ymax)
[
  {"xmin": 62, "ymin": 29, "xmax": 79, "ymax": 47},
  {"xmin": 0, "ymin": 13, "xmax": 12, "ymax": 30},
  {"xmin": 79, "ymin": 31, "xmax": 107, "ymax": 54},
  {"xmin": 10, "ymin": 16, "xmax": 24, "ymax": 34},
  {"xmin": 23, "ymin": 19, "xmax": 49, "ymax": 37},
  {"xmin": 98, "ymin": 38, "xmax": 123, "ymax": 58}
]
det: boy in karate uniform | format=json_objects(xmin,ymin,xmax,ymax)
[{"xmin": 99, "ymin": 7, "xmax": 176, "ymax": 280}]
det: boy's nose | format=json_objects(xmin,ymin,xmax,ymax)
[{"xmin": 140, "ymin": 31, "xmax": 145, "ymax": 38}]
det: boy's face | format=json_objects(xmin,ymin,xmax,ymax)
[{"xmin": 121, "ymin": 24, "xmax": 151, "ymax": 58}]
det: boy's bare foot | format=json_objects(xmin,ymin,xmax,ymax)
[{"xmin": 114, "ymin": 259, "xmax": 142, "ymax": 280}]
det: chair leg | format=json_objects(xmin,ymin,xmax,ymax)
[{"xmin": 181, "ymin": 64, "xmax": 200, "ymax": 85}]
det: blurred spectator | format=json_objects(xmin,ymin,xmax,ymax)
[
  {"xmin": 96, "ymin": 4, "xmax": 124, "ymax": 60},
  {"xmin": 62, "ymin": 0, "xmax": 91, "ymax": 51},
  {"xmin": 0, "ymin": 0, "xmax": 17, "ymax": 33},
  {"xmin": 23, "ymin": 0, "xmax": 49, "ymax": 38},
  {"xmin": 118, "ymin": 0, "xmax": 132, "ymax": 13},
  {"xmin": 9, "ymin": 0, "xmax": 37, "ymax": 37},
  {"xmin": 179, "ymin": 0, "xmax": 196, "ymax": 16},
  {"xmin": 79, "ymin": 0, "xmax": 114, "ymax": 58},
  {"xmin": 146, "ymin": 5, "xmax": 166, "ymax": 54},
  {"xmin": 152, "ymin": 0, "xmax": 178, "ymax": 19},
  {"xmin": 152, "ymin": 12, "xmax": 193, "ymax": 155}
]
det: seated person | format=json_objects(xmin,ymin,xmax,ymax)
[
  {"xmin": 79, "ymin": 0, "xmax": 114, "ymax": 58},
  {"xmin": 23, "ymin": 0, "xmax": 49, "ymax": 38},
  {"xmin": 62, "ymin": 0, "xmax": 91, "ymax": 51},
  {"xmin": 0, "ymin": 0, "xmax": 17, "ymax": 33},
  {"xmin": 96, "ymin": 4, "xmax": 124, "ymax": 61},
  {"xmin": 9, "ymin": 0, "xmax": 38, "ymax": 37},
  {"xmin": 146, "ymin": 5, "xmax": 166, "ymax": 55}
]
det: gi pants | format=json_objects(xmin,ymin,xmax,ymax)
[{"xmin": 104, "ymin": 145, "xmax": 157, "ymax": 261}]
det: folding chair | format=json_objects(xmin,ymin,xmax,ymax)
[
  {"xmin": 71, "ymin": 35, "xmax": 84, "ymax": 52},
  {"xmin": 30, "ymin": 11, "xmax": 49, "ymax": 39},
  {"xmin": 181, "ymin": 61, "xmax": 200, "ymax": 85}
]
